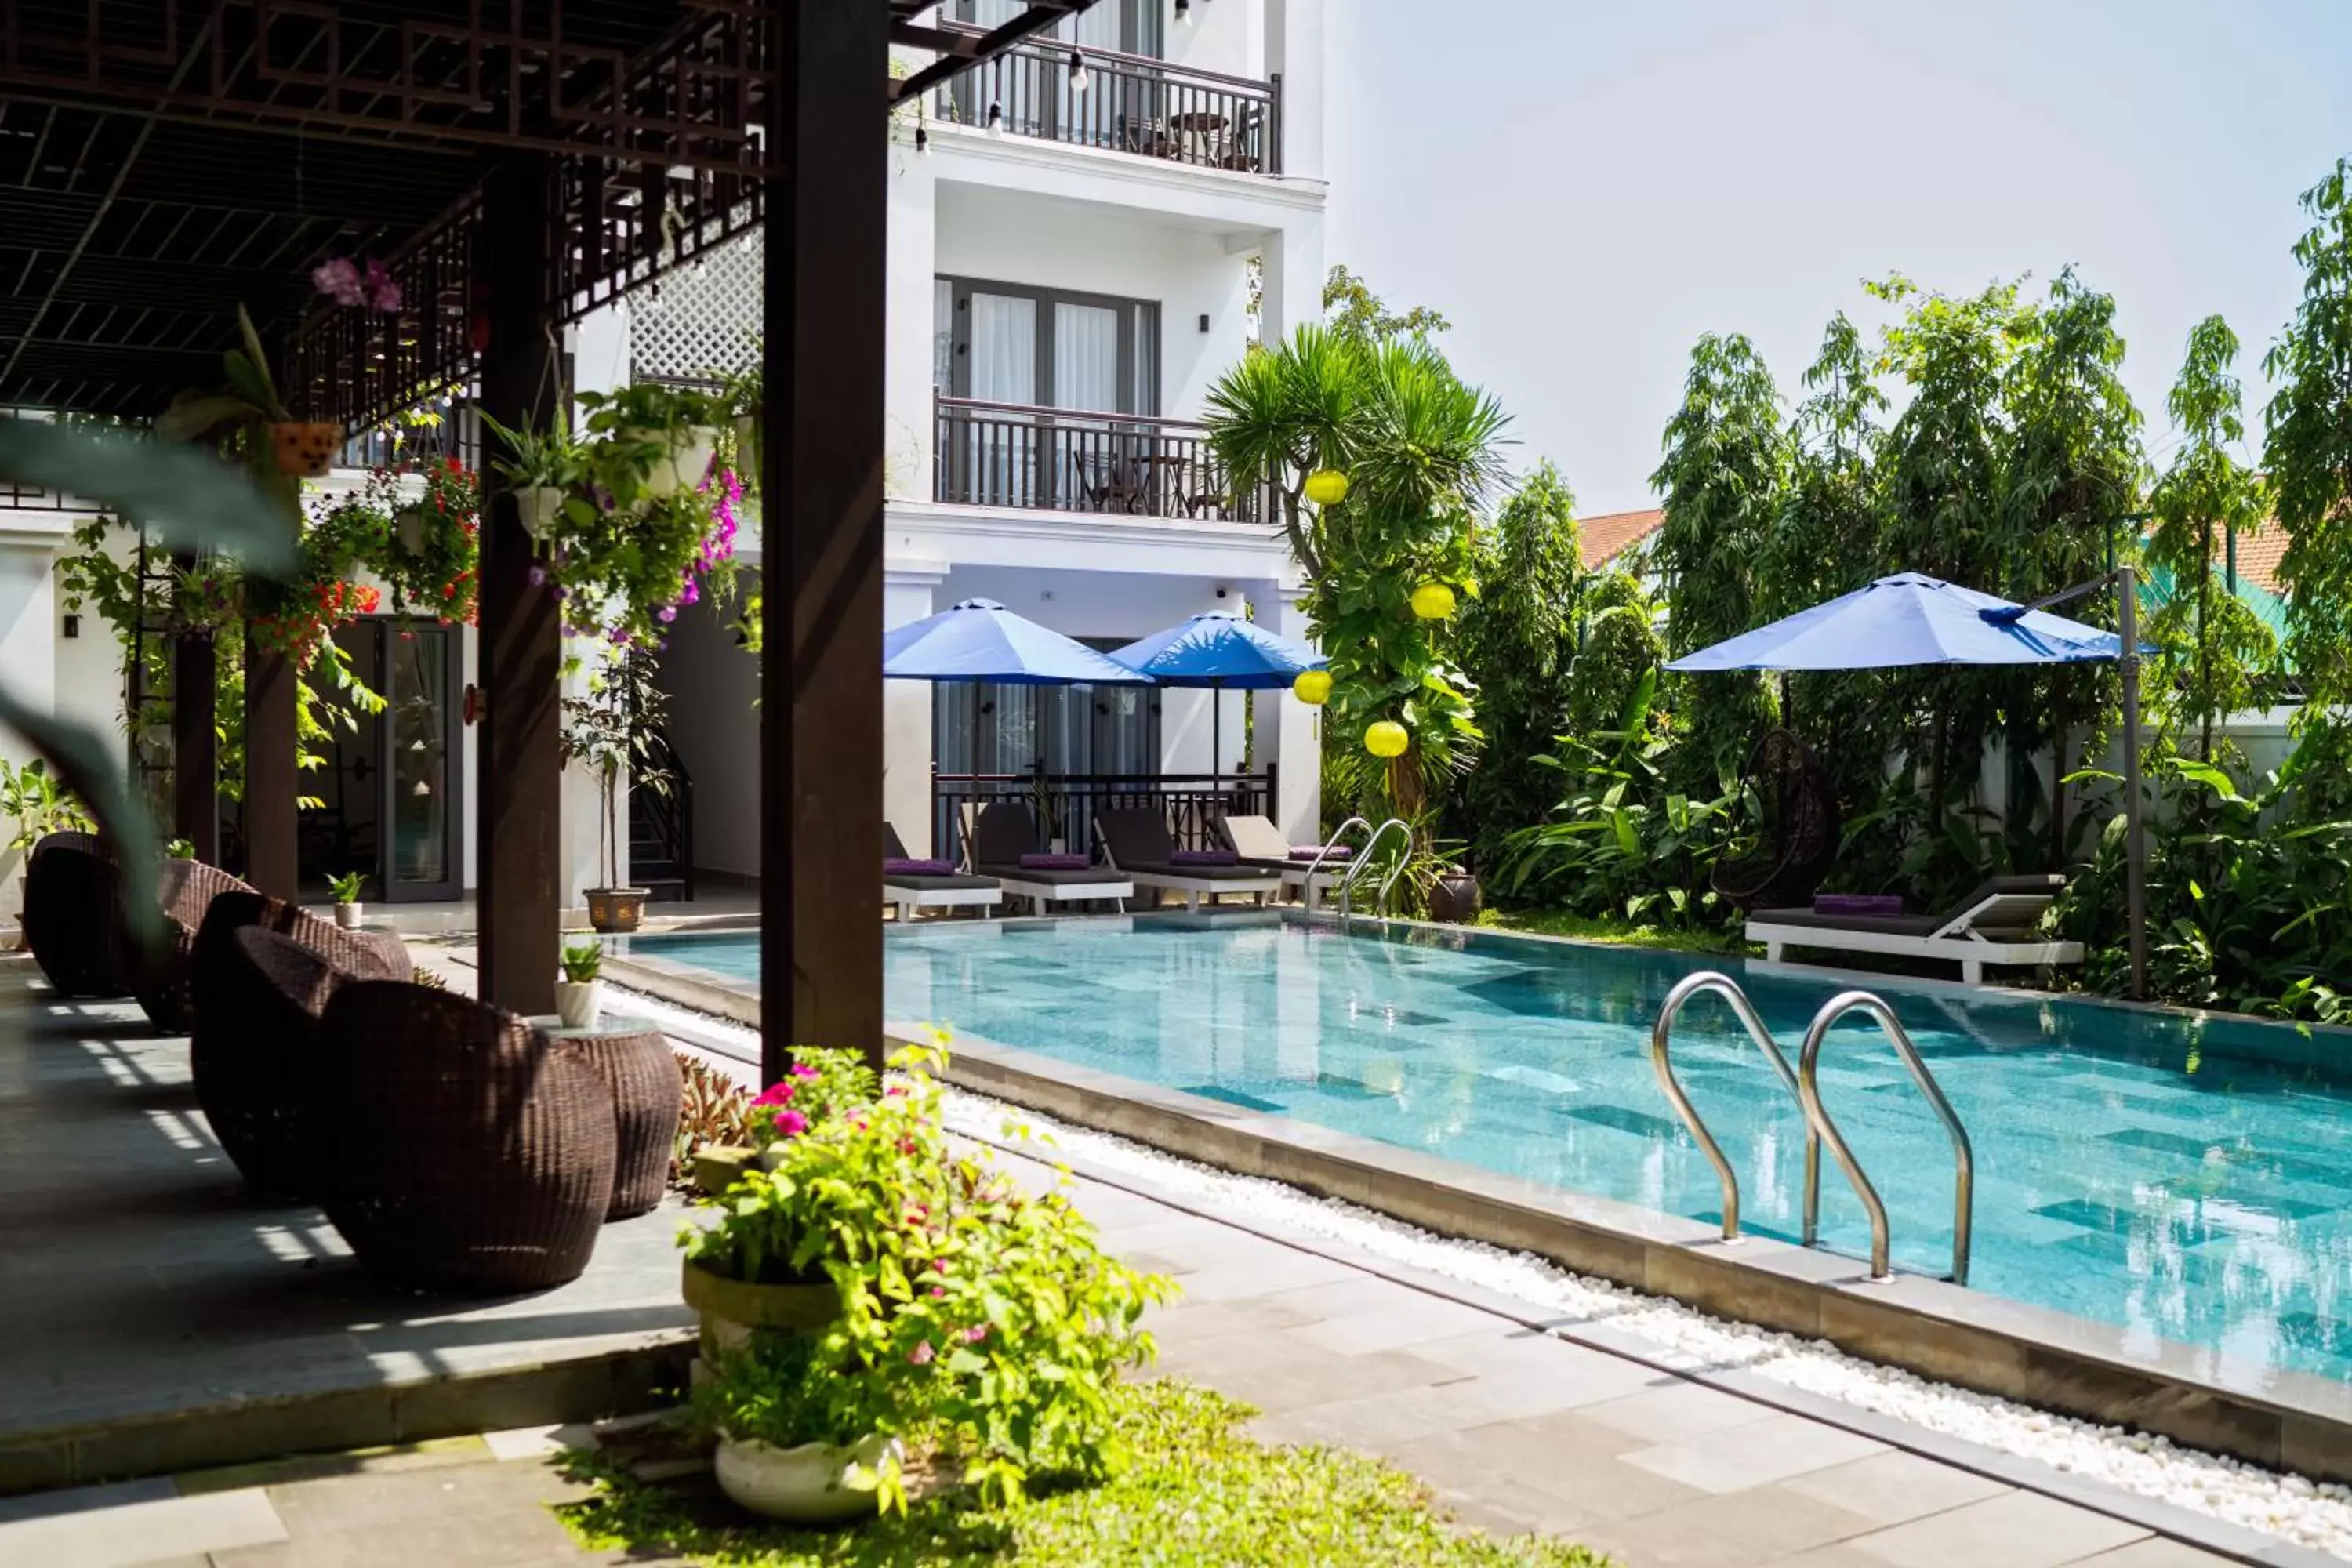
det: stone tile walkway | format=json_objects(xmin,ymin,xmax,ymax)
[{"xmin": 2, "ymin": 1138, "xmax": 2260, "ymax": 1568}]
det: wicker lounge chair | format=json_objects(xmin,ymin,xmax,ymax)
[
  {"xmin": 884, "ymin": 822, "xmax": 1002, "ymax": 923},
  {"xmin": 561, "ymin": 1022, "xmax": 683, "ymax": 1220},
  {"xmin": 310, "ymin": 982, "xmax": 617, "ymax": 1294},
  {"xmin": 1747, "ymin": 873, "xmax": 2083, "ymax": 984},
  {"xmin": 1711, "ymin": 730, "xmax": 1841, "ymax": 913},
  {"xmin": 22, "ymin": 831, "xmax": 129, "ymax": 998},
  {"xmin": 969, "ymin": 801, "xmax": 1130, "ymax": 915},
  {"xmin": 134, "ymin": 858, "xmax": 257, "ymax": 1033},
  {"xmin": 1094, "ymin": 807, "xmax": 1280, "ymax": 913},
  {"xmin": 1215, "ymin": 813, "xmax": 1349, "ymax": 910}
]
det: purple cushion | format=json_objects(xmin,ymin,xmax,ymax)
[
  {"xmin": 1813, "ymin": 893, "xmax": 1903, "ymax": 916},
  {"xmin": 884, "ymin": 857, "xmax": 955, "ymax": 877},
  {"xmin": 1290, "ymin": 844, "xmax": 1353, "ymax": 861},
  {"xmin": 1019, "ymin": 853, "xmax": 1091, "ymax": 870},
  {"xmin": 1168, "ymin": 848, "xmax": 1240, "ymax": 866}
]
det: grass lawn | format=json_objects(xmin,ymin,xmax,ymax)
[
  {"xmin": 557, "ymin": 1377, "xmax": 1609, "ymax": 1566},
  {"xmin": 1475, "ymin": 906, "xmax": 1751, "ymax": 956}
]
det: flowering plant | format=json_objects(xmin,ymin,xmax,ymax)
[
  {"xmin": 535, "ymin": 466, "xmax": 738, "ymax": 650},
  {"xmin": 681, "ymin": 1042, "xmax": 1171, "ymax": 1511},
  {"xmin": 311, "ymin": 256, "xmax": 402, "ymax": 314}
]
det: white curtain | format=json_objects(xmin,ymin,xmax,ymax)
[
  {"xmin": 968, "ymin": 292, "xmax": 1037, "ymax": 504},
  {"xmin": 931, "ymin": 278, "xmax": 953, "ymax": 394},
  {"xmin": 1052, "ymin": 303, "xmax": 1119, "ymax": 412}
]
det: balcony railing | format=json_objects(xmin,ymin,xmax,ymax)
[
  {"xmin": 935, "ymin": 25, "xmax": 1280, "ymax": 174},
  {"xmin": 934, "ymin": 395, "xmax": 1273, "ymax": 524},
  {"xmin": 933, "ymin": 765, "xmax": 1279, "ymax": 869}
]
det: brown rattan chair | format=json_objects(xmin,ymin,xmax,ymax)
[
  {"xmin": 133, "ymin": 859, "xmax": 257, "ymax": 1034},
  {"xmin": 191, "ymin": 927, "xmax": 349, "ymax": 1200},
  {"xmin": 23, "ymin": 832, "xmax": 130, "ymax": 998},
  {"xmin": 564, "ymin": 1025, "xmax": 683, "ymax": 1220},
  {"xmin": 310, "ymin": 982, "xmax": 617, "ymax": 1295}
]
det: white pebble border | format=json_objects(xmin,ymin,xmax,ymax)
[{"xmin": 616, "ymin": 985, "xmax": 2352, "ymax": 1559}]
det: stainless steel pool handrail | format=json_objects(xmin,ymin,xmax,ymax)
[
  {"xmin": 1297, "ymin": 817, "xmax": 1371, "ymax": 913},
  {"xmin": 1648, "ymin": 971, "xmax": 1802, "ymax": 1243},
  {"xmin": 1797, "ymin": 990, "xmax": 1976, "ymax": 1286},
  {"xmin": 1334, "ymin": 818, "xmax": 1410, "ymax": 921}
]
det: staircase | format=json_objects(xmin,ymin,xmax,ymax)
[{"xmin": 629, "ymin": 730, "xmax": 695, "ymax": 904}]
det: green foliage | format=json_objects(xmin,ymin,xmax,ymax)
[
  {"xmin": 1454, "ymin": 463, "xmax": 1582, "ymax": 866},
  {"xmin": 558, "ymin": 1377, "xmax": 1607, "ymax": 1566},
  {"xmin": 1474, "ymin": 906, "xmax": 1749, "ymax": 956},
  {"xmin": 2264, "ymin": 155, "xmax": 2352, "ymax": 808},
  {"xmin": 2144, "ymin": 316, "xmax": 2278, "ymax": 758},
  {"xmin": 1323, "ymin": 263, "xmax": 1451, "ymax": 350},
  {"xmin": 559, "ymin": 940, "xmax": 601, "ymax": 984},
  {"xmin": 327, "ymin": 870, "xmax": 365, "ymax": 905},
  {"xmin": 0, "ymin": 759, "xmax": 96, "ymax": 851},
  {"xmin": 477, "ymin": 409, "xmax": 590, "ymax": 491},
  {"xmin": 561, "ymin": 645, "xmax": 672, "ymax": 889},
  {"xmin": 681, "ymin": 1044, "xmax": 1170, "ymax": 1509}
]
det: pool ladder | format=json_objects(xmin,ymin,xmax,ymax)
[
  {"xmin": 1649, "ymin": 972, "xmax": 1975, "ymax": 1286},
  {"xmin": 1302, "ymin": 816, "xmax": 1413, "ymax": 920}
]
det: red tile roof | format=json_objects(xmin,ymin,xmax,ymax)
[
  {"xmin": 2220, "ymin": 526, "xmax": 2287, "ymax": 594},
  {"xmin": 1580, "ymin": 508, "xmax": 1664, "ymax": 570}
]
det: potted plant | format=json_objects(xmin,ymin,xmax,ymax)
[
  {"xmin": 328, "ymin": 870, "xmax": 367, "ymax": 930},
  {"xmin": 561, "ymin": 647, "xmax": 669, "ymax": 934},
  {"xmin": 157, "ymin": 305, "xmax": 340, "ymax": 479},
  {"xmin": 479, "ymin": 410, "xmax": 589, "ymax": 538},
  {"xmin": 578, "ymin": 383, "xmax": 729, "ymax": 501},
  {"xmin": 678, "ymin": 1042, "xmax": 1171, "ymax": 1520},
  {"xmin": 555, "ymin": 939, "xmax": 603, "ymax": 1029},
  {"xmin": 720, "ymin": 361, "xmax": 761, "ymax": 495}
]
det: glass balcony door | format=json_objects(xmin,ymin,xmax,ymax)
[{"xmin": 303, "ymin": 619, "xmax": 463, "ymax": 902}]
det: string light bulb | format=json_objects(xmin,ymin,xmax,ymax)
[
  {"xmin": 1175, "ymin": 0, "xmax": 1191, "ymax": 23},
  {"xmin": 1069, "ymin": 49, "xmax": 1090, "ymax": 92},
  {"xmin": 916, "ymin": 121, "xmax": 931, "ymax": 154},
  {"xmin": 986, "ymin": 99, "xmax": 1004, "ymax": 136}
]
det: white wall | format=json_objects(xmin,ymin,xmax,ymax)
[{"xmin": 0, "ymin": 518, "xmax": 74, "ymax": 914}]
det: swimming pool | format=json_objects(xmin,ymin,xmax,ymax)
[{"xmin": 633, "ymin": 918, "xmax": 2352, "ymax": 1386}]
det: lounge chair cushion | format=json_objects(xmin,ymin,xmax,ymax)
[
  {"xmin": 1019, "ymin": 852, "xmax": 1091, "ymax": 870},
  {"xmin": 884, "ymin": 857, "xmax": 955, "ymax": 876},
  {"xmin": 884, "ymin": 871, "xmax": 1000, "ymax": 891},
  {"xmin": 1814, "ymin": 894, "xmax": 1902, "ymax": 916},
  {"xmin": 982, "ymin": 862, "xmax": 1118, "ymax": 886},
  {"xmin": 1759, "ymin": 873, "xmax": 2066, "ymax": 938},
  {"xmin": 1289, "ymin": 844, "xmax": 1352, "ymax": 861},
  {"xmin": 1169, "ymin": 848, "xmax": 1239, "ymax": 866},
  {"xmin": 1134, "ymin": 862, "xmax": 1279, "ymax": 883}
]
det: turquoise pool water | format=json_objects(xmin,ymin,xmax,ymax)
[{"xmin": 635, "ymin": 919, "xmax": 2352, "ymax": 1384}]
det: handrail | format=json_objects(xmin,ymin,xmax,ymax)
[
  {"xmin": 1648, "ymin": 971, "xmax": 1801, "ymax": 1242},
  {"xmin": 1796, "ymin": 990, "xmax": 1976, "ymax": 1286},
  {"xmin": 933, "ymin": 18, "xmax": 1278, "ymax": 94},
  {"xmin": 1298, "ymin": 815, "xmax": 1369, "ymax": 889},
  {"xmin": 1334, "ymin": 818, "xmax": 1410, "ymax": 920},
  {"xmin": 934, "ymin": 394, "xmax": 1210, "ymax": 432}
]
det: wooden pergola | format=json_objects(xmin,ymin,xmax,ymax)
[{"xmin": 0, "ymin": 0, "xmax": 1094, "ymax": 1076}]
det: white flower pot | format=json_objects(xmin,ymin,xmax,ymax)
[
  {"xmin": 517, "ymin": 486, "xmax": 565, "ymax": 538},
  {"xmin": 714, "ymin": 1432, "xmax": 901, "ymax": 1523},
  {"xmin": 554, "ymin": 978, "xmax": 603, "ymax": 1030},
  {"xmin": 334, "ymin": 902, "xmax": 364, "ymax": 931},
  {"xmin": 639, "ymin": 426, "xmax": 720, "ymax": 499}
]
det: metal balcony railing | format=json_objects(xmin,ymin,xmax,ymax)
[
  {"xmin": 933, "ymin": 395, "xmax": 1274, "ymax": 524},
  {"xmin": 935, "ymin": 25, "xmax": 1280, "ymax": 174}
]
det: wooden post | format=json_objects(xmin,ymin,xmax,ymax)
[
  {"xmin": 475, "ymin": 157, "xmax": 563, "ymax": 1015},
  {"xmin": 169, "ymin": 607, "xmax": 218, "ymax": 863},
  {"xmin": 762, "ymin": 3, "xmax": 889, "ymax": 1079},
  {"xmin": 243, "ymin": 633, "xmax": 298, "ymax": 899}
]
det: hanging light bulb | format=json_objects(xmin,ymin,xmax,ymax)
[
  {"xmin": 1175, "ymin": 0, "xmax": 1191, "ymax": 24},
  {"xmin": 1069, "ymin": 49, "xmax": 1090, "ymax": 91},
  {"xmin": 986, "ymin": 99, "xmax": 1004, "ymax": 136},
  {"xmin": 915, "ymin": 121, "xmax": 931, "ymax": 154},
  {"xmin": 986, "ymin": 59, "xmax": 1006, "ymax": 138}
]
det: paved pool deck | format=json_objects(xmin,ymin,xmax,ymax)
[{"xmin": 0, "ymin": 948, "xmax": 2325, "ymax": 1566}]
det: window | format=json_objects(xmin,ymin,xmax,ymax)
[
  {"xmin": 933, "ymin": 641, "xmax": 1161, "ymax": 779},
  {"xmin": 937, "ymin": 277, "xmax": 1159, "ymax": 416}
]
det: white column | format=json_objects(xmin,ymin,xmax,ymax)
[
  {"xmin": 885, "ymin": 562, "xmax": 947, "ymax": 856},
  {"xmin": 884, "ymin": 131, "xmax": 940, "ymax": 503},
  {"xmin": 1254, "ymin": 581, "xmax": 1321, "ymax": 848},
  {"xmin": 1265, "ymin": 0, "xmax": 1326, "ymax": 183},
  {"xmin": 1255, "ymin": 210, "xmax": 1327, "ymax": 347},
  {"xmin": 0, "ymin": 519, "xmax": 70, "ymax": 920}
]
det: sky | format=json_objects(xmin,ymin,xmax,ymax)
[{"xmin": 1323, "ymin": 0, "xmax": 2352, "ymax": 516}]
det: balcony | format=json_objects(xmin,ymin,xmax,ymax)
[
  {"xmin": 935, "ymin": 24, "xmax": 1280, "ymax": 175},
  {"xmin": 934, "ymin": 395, "xmax": 1272, "ymax": 524}
]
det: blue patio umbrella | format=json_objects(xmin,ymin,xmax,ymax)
[
  {"xmin": 1664, "ymin": 573, "xmax": 2127, "ymax": 673},
  {"xmin": 884, "ymin": 598, "xmax": 1151, "ymax": 685},
  {"xmin": 1664, "ymin": 568, "xmax": 2152, "ymax": 998},
  {"xmin": 1108, "ymin": 611, "xmax": 1327, "ymax": 781}
]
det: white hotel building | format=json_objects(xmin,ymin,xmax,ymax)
[{"xmin": 0, "ymin": 0, "xmax": 1329, "ymax": 913}]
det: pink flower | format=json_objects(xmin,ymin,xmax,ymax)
[
  {"xmin": 929, "ymin": 1284, "xmax": 946, "ymax": 1298},
  {"xmin": 884, "ymin": 1085, "xmax": 906, "ymax": 1098},
  {"xmin": 363, "ymin": 257, "xmax": 402, "ymax": 313},
  {"xmin": 789, "ymin": 1063, "xmax": 818, "ymax": 1080},
  {"xmin": 752, "ymin": 1081, "xmax": 797, "ymax": 1107},
  {"xmin": 963, "ymin": 1325, "xmax": 987, "ymax": 1344},
  {"xmin": 908, "ymin": 1340, "xmax": 935, "ymax": 1366},
  {"xmin": 773, "ymin": 1109, "xmax": 809, "ymax": 1138},
  {"xmin": 311, "ymin": 258, "xmax": 365, "ymax": 307}
]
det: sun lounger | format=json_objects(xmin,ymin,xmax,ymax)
[
  {"xmin": 969, "ymin": 801, "xmax": 1131, "ymax": 915},
  {"xmin": 1747, "ymin": 873, "xmax": 2082, "ymax": 984},
  {"xmin": 1094, "ymin": 807, "xmax": 1282, "ymax": 914},
  {"xmin": 1214, "ymin": 813, "xmax": 1351, "ymax": 911},
  {"xmin": 884, "ymin": 823, "xmax": 1002, "ymax": 923}
]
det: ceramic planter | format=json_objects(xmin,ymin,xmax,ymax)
[
  {"xmin": 269, "ymin": 422, "xmax": 343, "ymax": 479},
  {"xmin": 333, "ymin": 902, "xmax": 364, "ymax": 931},
  {"xmin": 681, "ymin": 1254, "xmax": 841, "ymax": 1354},
  {"xmin": 1428, "ymin": 871, "xmax": 1482, "ymax": 925},
  {"xmin": 554, "ymin": 977, "xmax": 603, "ymax": 1030},
  {"xmin": 714, "ymin": 1432, "xmax": 900, "ymax": 1523},
  {"xmin": 517, "ymin": 485, "xmax": 565, "ymax": 538},
  {"xmin": 732, "ymin": 411, "xmax": 759, "ymax": 492},
  {"xmin": 633, "ymin": 426, "xmax": 720, "ymax": 499},
  {"xmin": 586, "ymin": 887, "xmax": 648, "ymax": 933}
]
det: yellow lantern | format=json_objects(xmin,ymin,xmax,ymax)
[
  {"xmin": 1292, "ymin": 669, "xmax": 1332, "ymax": 706},
  {"xmin": 1364, "ymin": 719, "xmax": 1409, "ymax": 758},
  {"xmin": 1410, "ymin": 581, "xmax": 1457, "ymax": 620},
  {"xmin": 1302, "ymin": 467, "xmax": 1350, "ymax": 507}
]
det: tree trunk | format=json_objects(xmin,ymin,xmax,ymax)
[{"xmin": 1387, "ymin": 746, "xmax": 1426, "ymax": 842}]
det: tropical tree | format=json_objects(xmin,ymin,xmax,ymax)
[
  {"xmin": 1323, "ymin": 263, "xmax": 1450, "ymax": 351},
  {"xmin": 2265, "ymin": 155, "xmax": 2352, "ymax": 811},
  {"xmin": 2145, "ymin": 316, "xmax": 2274, "ymax": 760},
  {"xmin": 1649, "ymin": 332, "xmax": 1785, "ymax": 793}
]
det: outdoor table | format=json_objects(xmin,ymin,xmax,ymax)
[
  {"xmin": 1169, "ymin": 110, "xmax": 1228, "ymax": 163},
  {"xmin": 531, "ymin": 1013, "xmax": 682, "ymax": 1220}
]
